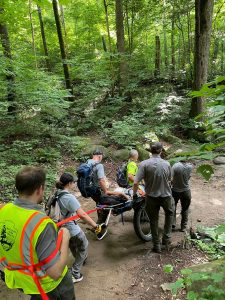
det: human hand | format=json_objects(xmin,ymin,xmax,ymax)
[{"xmin": 94, "ymin": 223, "xmax": 107, "ymax": 240}]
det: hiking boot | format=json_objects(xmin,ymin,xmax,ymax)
[
  {"xmin": 72, "ymin": 273, "xmax": 83, "ymax": 283},
  {"xmin": 180, "ymin": 227, "xmax": 186, "ymax": 232},
  {"xmin": 152, "ymin": 246, "xmax": 161, "ymax": 254},
  {"xmin": 172, "ymin": 225, "xmax": 176, "ymax": 231},
  {"xmin": 162, "ymin": 240, "xmax": 171, "ymax": 250}
]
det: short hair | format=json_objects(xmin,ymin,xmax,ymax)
[
  {"xmin": 150, "ymin": 142, "xmax": 163, "ymax": 154},
  {"xmin": 129, "ymin": 149, "xmax": 138, "ymax": 158},
  {"xmin": 92, "ymin": 149, "xmax": 103, "ymax": 155},
  {"xmin": 15, "ymin": 166, "xmax": 46, "ymax": 196}
]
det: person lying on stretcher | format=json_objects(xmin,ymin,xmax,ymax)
[{"xmin": 97, "ymin": 185, "xmax": 145, "ymax": 217}]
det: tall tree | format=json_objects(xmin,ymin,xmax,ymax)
[
  {"xmin": 28, "ymin": 0, "xmax": 38, "ymax": 68},
  {"xmin": 171, "ymin": 4, "xmax": 176, "ymax": 75},
  {"xmin": 189, "ymin": 0, "xmax": 214, "ymax": 117},
  {"xmin": 37, "ymin": 5, "xmax": 51, "ymax": 71},
  {"xmin": 0, "ymin": 7, "xmax": 16, "ymax": 114},
  {"xmin": 115, "ymin": 0, "xmax": 127, "ymax": 92},
  {"xmin": 163, "ymin": 0, "xmax": 168, "ymax": 70},
  {"xmin": 103, "ymin": 0, "xmax": 112, "ymax": 54},
  {"xmin": 154, "ymin": 35, "xmax": 161, "ymax": 76},
  {"xmin": 52, "ymin": 0, "xmax": 72, "ymax": 91}
]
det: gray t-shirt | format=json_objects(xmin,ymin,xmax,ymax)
[
  {"xmin": 135, "ymin": 155, "xmax": 172, "ymax": 197},
  {"xmin": 13, "ymin": 198, "xmax": 59, "ymax": 271},
  {"xmin": 172, "ymin": 162, "xmax": 193, "ymax": 192},
  {"xmin": 87, "ymin": 159, "xmax": 105, "ymax": 187},
  {"xmin": 58, "ymin": 190, "xmax": 81, "ymax": 237}
]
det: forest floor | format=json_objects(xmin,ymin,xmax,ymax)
[{"xmin": 1, "ymin": 151, "xmax": 225, "ymax": 300}]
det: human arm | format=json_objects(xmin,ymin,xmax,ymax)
[
  {"xmin": 99, "ymin": 178, "xmax": 129, "ymax": 200},
  {"xmin": 133, "ymin": 162, "xmax": 145, "ymax": 196},
  {"xmin": 45, "ymin": 227, "xmax": 70, "ymax": 280},
  {"xmin": 76, "ymin": 207, "xmax": 97, "ymax": 229},
  {"xmin": 36, "ymin": 225, "xmax": 70, "ymax": 281},
  {"xmin": 133, "ymin": 181, "xmax": 139, "ymax": 196}
]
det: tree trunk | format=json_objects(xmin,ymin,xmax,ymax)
[
  {"xmin": 171, "ymin": 6, "xmax": 176, "ymax": 75},
  {"xmin": 154, "ymin": 36, "xmax": 161, "ymax": 76},
  {"xmin": 59, "ymin": 5, "xmax": 69, "ymax": 54},
  {"xmin": 37, "ymin": 5, "xmax": 51, "ymax": 71},
  {"xmin": 187, "ymin": 6, "xmax": 193, "ymax": 80},
  {"xmin": 103, "ymin": 0, "xmax": 112, "ymax": 54},
  {"xmin": 52, "ymin": 0, "xmax": 72, "ymax": 91},
  {"xmin": 130, "ymin": 1, "xmax": 135, "ymax": 54},
  {"xmin": 28, "ymin": 0, "xmax": 38, "ymax": 68},
  {"xmin": 115, "ymin": 0, "xmax": 127, "ymax": 93},
  {"xmin": 163, "ymin": 0, "xmax": 168, "ymax": 70},
  {"xmin": 102, "ymin": 35, "xmax": 107, "ymax": 52},
  {"xmin": 125, "ymin": 1, "xmax": 131, "ymax": 54},
  {"xmin": 176, "ymin": 15, "xmax": 186, "ymax": 69},
  {"xmin": 0, "ymin": 8, "xmax": 16, "ymax": 114},
  {"xmin": 189, "ymin": 0, "xmax": 214, "ymax": 118}
]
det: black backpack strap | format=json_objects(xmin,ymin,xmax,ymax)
[{"xmin": 56, "ymin": 191, "xmax": 70, "ymax": 218}]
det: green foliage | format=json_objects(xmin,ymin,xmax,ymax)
[
  {"xmin": 104, "ymin": 113, "xmax": 147, "ymax": 147},
  {"xmin": 169, "ymin": 222, "xmax": 225, "ymax": 299},
  {"xmin": 196, "ymin": 165, "xmax": 214, "ymax": 181},
  {"xmin": 34, "ymin": 147, "xmax": 61, "ymax": 163},
  {"xmin": 163, "ymin": 264, "xmax": 174, "ymax": 273}
]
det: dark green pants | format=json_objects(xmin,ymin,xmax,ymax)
[
  {"xmin": 145, "ymin": 196, "xmax": 174, "ymax": 248},
  {"xmin": 30, "ymin": 270, "xmax": 75, "ymax": 300},
  {"xmin": 172, "ymin": 189, "xmax": 191, "ymax": 229}
]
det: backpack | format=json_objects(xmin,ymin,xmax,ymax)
[
  {"xmin": 116, "ymin": 162, "xmax": 129, "ymax": 188},
  {"xmin": 45, "ymin": 191, "xmax": 69, "ymax": 223},
  {"xmin": 77, "ymin": 162, "xmax": 100, "ymax": 198}
]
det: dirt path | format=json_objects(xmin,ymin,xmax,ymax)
[{"xmin": 1, "ymin": 163, "xmax": 225, "ymax": 300}]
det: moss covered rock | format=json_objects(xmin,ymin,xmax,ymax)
[
  {"xmin": 111, "ymin": 149, "xmax": 130, "ymax": 161},
  {"xmin": 136, "ymin": 144, "xmax": 150, "ymax": 161},
  {"xmin": 186, "ymin": 258, "xmax": 225, "ymax": 297}
]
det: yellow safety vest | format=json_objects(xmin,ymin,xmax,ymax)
[{"xmin": 0, "ymin": 203, "xmax": 67, "ymax": 295}]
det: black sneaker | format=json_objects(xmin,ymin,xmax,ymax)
[
  {"xmin": 162, "ymin": 240, "xmax": 171, "ymax": 250},
  {"xmin": 72, "ymin": 273, "xmax": 83, "ymax": 283},
  {"xmin": 152, "ymin": 247, "xmax": 161, "ymax": 253}
]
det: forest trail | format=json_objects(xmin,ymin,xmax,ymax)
[{"xmin": 0, "ymin": 162, "xmax": 225, "ymax": 300}]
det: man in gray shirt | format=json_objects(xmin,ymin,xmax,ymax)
[
  {"xmin": 172, "ymin": 160, "xmax": 193, "ymax": 232},
  {"xmin": 133, "ymin": 142, "xmax": 174, "ymax": 253}
]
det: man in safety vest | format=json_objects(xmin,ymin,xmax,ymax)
[{"xmin": 0, "ymin": 166, "xmax": 75, "ymax": 300}]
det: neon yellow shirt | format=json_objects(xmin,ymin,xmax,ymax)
[{"xmin": 127, "ymin": 160, "xmax": 138, "ymax": 186}]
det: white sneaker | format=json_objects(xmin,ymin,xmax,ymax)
[{"xmin": 72, "ymin": 273, "xmax": 83, "ymax": 283}]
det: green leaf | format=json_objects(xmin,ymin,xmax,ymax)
[
  {"xmin": 187, "ymin": 291, "xmax": 198, "ymax": 300},
  {"xmin": 211, "ymin": 273, "xmax": 224, "ymax": 283},
  {"xmin": 196, "ymin": 164, "xmax": 214, "ymax": 181},
  {"xmin": 163, "ymin": 264, "xmax": 173, "ymax": 273},
  {"xmin": 181, "ymin": 268, "xmax": 192, "ymax": 276},
  {"xmin": 170, "ymin": 278, "xmax": 184, "ymax": 296}
]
